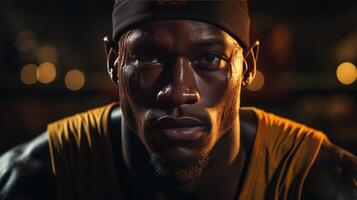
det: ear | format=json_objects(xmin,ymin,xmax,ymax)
[
  {"xmin": 242, "ymin": 58, "xmax": 254, "ymax": 86},
  {"xmin": 242, "ymin": 41, "xmax": 260, "ymax": 86},
  {"xmin": 103, "ymin": 36, "xmax": 119, "ymax": 84}
]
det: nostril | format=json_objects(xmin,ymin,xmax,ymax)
[{"xmin": 183, "ymin": 91, "xmax": 200, "ymax": 104}]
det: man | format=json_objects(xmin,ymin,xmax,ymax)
[{"xmin": 0, "ymin": 0, "xmax": 356, "ymax": 199}]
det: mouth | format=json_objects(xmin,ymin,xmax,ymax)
[
  {"xmin": 153, "ymin": 116, "xmax": 206, "ymax": 142},
  {"xmin": 148, "ymin": 115, "xmax": 210, "ymax": 167}
]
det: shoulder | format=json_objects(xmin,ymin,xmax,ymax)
[
  {"xmin": 0, "ymin": 133, "xmax": 55, "ymax": 200},
  {"xmin": 302, "ymin": 140, "xmax": 357, "ymax": 200}
]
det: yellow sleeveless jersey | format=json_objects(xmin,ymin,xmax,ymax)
[{"xmin": 48, "ymin": 104, "xmax": 327, "ymax": 200}]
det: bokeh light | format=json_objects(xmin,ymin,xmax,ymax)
[
  {"xmin": 247, "ymin": 70, "xmax": 265, "ymax": 91},
  {"xmin": 65, "ymin": 69, "xmax": 86, "ymax": 91},
  {"xmin": 20, "ymin": 64, "xmax": 37, "ymax": 85},
  {"xmin": 37, "ymin": 45, "xmax": 58, "ymax": 63},
  {"xmin": 336, "ymin": 62, "xmax": 357, "ymax": 85},
  {"xmin": 15, "ymin": 30, "xmax": 37, "ymax": 52},
  {"xmin": 36, "ymin": 62, "xmax": 57, "ymax": 84}
]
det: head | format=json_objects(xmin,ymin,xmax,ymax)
[{"xmin": 105, "ymin": 0, "xmax": 255, "ymax": 185}]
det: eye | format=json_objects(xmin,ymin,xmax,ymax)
[
  {"xmin": 127, "ymin": 54, "xmax": 163, "ymax": 68},
  {"xmin": 193, "ymin": 52, "xmax": 228, "ymax": 71},
  {"xmin": 140, "ymin": 55, "xmax": 160, "ymax": 63},
  {"xmin": 200, "ymin": 54, "xmax": 221, "ymax": 64}
]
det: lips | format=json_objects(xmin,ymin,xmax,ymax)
[{"xmin": 153, "ymin": 116, "xmax": 206, "ymax": 142}]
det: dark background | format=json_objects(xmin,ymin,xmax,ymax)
[{"xmin": 0, "ymin": 0, "xmax": 356, "ymax": 155}]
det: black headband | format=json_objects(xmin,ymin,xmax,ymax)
[{"xmin": 112, "ymin": 0, "xmax": 250, "ymax": 49}]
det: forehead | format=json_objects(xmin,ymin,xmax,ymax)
[{"xmin": 124, "ymin": 20, "xmax": 237, "ymax": 47}]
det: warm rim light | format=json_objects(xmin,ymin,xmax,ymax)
[
  {"xmin": 336, "ymin": 62, "xmax": 357, "ymax": 85},
  {"xmin": 20, "ymin": 64, "xmax": 37, "ymax": 85},
  {"xmin": 247, "ymin": 70, "xmax": 265, "ymax": 92},
  {"xmin": 36, "ymin": 62, "xmax": 57, "ymax": 84},
  {"xmin": 65, "ymin": 69, "xmax": 86, "ymax": 91}
]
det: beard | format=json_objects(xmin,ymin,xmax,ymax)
[{"xmin": 149, "ymin": 148, "xmax": 210, "ymax": 184}]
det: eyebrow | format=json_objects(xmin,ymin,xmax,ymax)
[
  {"xmin": 129, "ymin": 39, "xmax": 166, "ymax": 53},
  {"xmin": 190, "ymin": 39, "xmax": 228, "ymax": 49}
]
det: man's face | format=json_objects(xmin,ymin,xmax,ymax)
[{"xmin": 117, "ymin": 20, "xmax": 244, "ymax": 182}]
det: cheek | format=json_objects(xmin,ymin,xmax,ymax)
[
  {"xmin": 137, "ymin": 67, "xmax": 164, "ymax": 93},
  {"xmin": 197, "ymin": 61, "xmax": 243, "ymax": 108},
  {"xmin": 118, "ymin": 64, "xmax": 147, "ymax": 134},
  {"xmin": 124, "ymin": 64, "xmax": 166, "ymax": 107},
  {"xmin": 118, "ymin": 64, "xmax": 168, "ymax": 149},
  {"xmin": 218, "ymin": 59, "xmax": 243, "ymax": 131},
  {"xmin": 203, "ymin": 61, "xmax": 243, "ymax": 136},
  {"xmin": 197, "ymin": 70, "xmax": 229, "ymax": 106}
]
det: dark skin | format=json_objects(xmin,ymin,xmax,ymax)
[
  {"xmin": 111, "ymin": 20, "xmax": 246, "ymax": 199},
  {"xmin": 0, "ymin": 20, "xmax": 356, "ymax": 200}
]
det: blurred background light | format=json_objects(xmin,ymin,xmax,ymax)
[
  {"xmin": 15, "ymin": 30, "xmax": 37, "ymax": 52},
  {"xmin": 247, "ymin": 70, "xmax": 265, "ymax": 91},
  {"xmin": 37, "ymin": 45, "xmax": 58, "ymax": 63},
  {"xmin": 64, "ymin": 69, "xmax": 86, "ymax": 91},
  {"xmin": 20, "ymin": 64, "xmax": 37, "ymax": 85},
  {"xmin": 269, "ymin": 23, "xmax": 292, "ymax": 66},
  {"xmin": 336, "ymin": 62, "xmax": 357, "ymax": 85},
  {"xmin": 36, "ymin": 62, "xmax": 57, "ymax": 84},
  {"xmin": 325, "ymin": 94, "xmax": 354, "ymax": 119}
]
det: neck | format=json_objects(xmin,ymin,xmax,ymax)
[{"xmin": 195, "ymin": 119, "xmax": 245, "ymax": 200}]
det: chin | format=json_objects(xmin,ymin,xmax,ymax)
[{"xmin": 149, "ymin": 147, "xmax": 209, "ymax": 184}]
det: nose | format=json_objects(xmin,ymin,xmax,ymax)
[{"xmin": 156, "ymin": 57, "xmax": 200, "ymax": 107}]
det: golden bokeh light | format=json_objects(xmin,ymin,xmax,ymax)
[
  {"xmin": 36, "ymin": 62, "xmax": 57, "ymax": 84},
  {"xmin": 336, "ymin": 62, "xmax": 357, "ymax": 85},
  {"xmin": 247, "ymin": 70, "xmax": 265, "ymax": 92},
  {"xmin": 65, "ymin": 69, "xmax": 86, "ymax": 91},
  {"xmin": 20, "ymin": 64, "xmax": 37, "ymax": 85}
]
